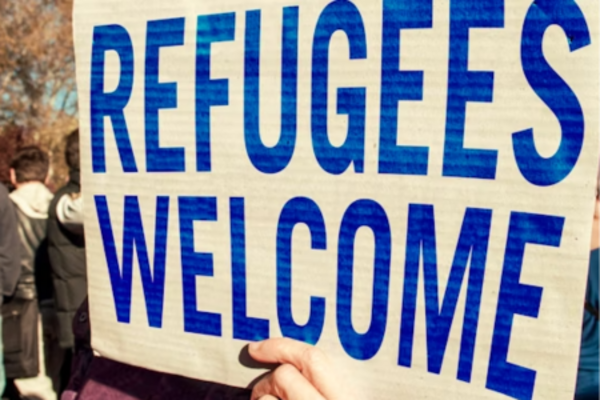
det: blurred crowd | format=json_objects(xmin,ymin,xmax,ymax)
[
  {"xmin": 0, "ymin": 130, "xmax": 84, "ymax": 400},
  {"xmin": 0, "ymin": 129, "xmax": 596, "ymax": 400}
]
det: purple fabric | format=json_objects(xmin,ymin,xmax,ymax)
[
  {"xmin": 63, "ymin": 300, "xmax": 251, "ymax": 400},
  {"xmin": 66, "ymin": 357, "xmax": 251, "ymax": 400}
]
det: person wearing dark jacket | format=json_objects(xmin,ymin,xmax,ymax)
[
  {"xmin": 0, "ymin": 182, "xmax": 22, "ymax": 396},
  {"xmin": 3, "ymin": 146, "xmax": 54, "ymax": 399},
  {"xmin": 47, "ymin": 129, "xmax": 86, "ymax": 394}
]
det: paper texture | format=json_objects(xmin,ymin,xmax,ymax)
[{"xmin": 74, "ymin": 0, "xmax": 599, "ymax": 398}]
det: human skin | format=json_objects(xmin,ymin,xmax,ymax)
[
  {"xmin": 249, "ymin": 338, "xmax": 352, "ymax": 400},
  {"xmin": 249, "ymin": 184, "xmax": 600, "ymax": 400}
]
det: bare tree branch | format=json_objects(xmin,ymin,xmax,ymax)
[{"xmin": 0, "ymin": 0, "xmax": 77, "ymax": 188}]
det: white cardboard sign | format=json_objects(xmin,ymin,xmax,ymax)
[{"xmin": 74, "ymin": 0, "xmax": 599, "ymax": 399}]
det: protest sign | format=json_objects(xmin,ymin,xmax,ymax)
[{"xmin": 73, "ymin": 0, "xmax": 599, "ymax": 398}]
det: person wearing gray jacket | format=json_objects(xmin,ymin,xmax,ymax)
[{"xmin": 3, "ymin": 146, "xmax": 55, "ymax": 400}]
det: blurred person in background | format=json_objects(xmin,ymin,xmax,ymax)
[
  {"xmin": 0, "ymin": 181, "xmax": 22, "ymax": 398},
  {"xmin": 3, "ymin": 146, "xmax": 54, "ymax": 400},
  {"xmin": 575, "ymin": 168, "xmax": 600, "ymax": 400},
  {"xmin": 47, "ymin": 129, "xmax": 86, "ymax": 396}
]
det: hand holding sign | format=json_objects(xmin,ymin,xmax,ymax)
[
  {"xmin": 250, "ymin": 338, "xmax": 352, "ymax": 400},
  {"xmin": 75, "ymin": 0, "xmax": 600, "ymax": 398}
]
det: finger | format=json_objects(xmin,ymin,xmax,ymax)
[
  {"xmin": 249, "ymin": 338, "xmax": 329, "ymax": 371},
  {"xmin": 251, "ymin": 364, "xmax": 327, "ymax": 400},
  {"xmin": 249, "ymin": 338, "xmax": 342, "ymax": 400},
  {"xmin": 257, "ymin": 396, "xmax": 278, "ymax": 400}
]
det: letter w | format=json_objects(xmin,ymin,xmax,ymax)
[{"xmin": 95, "ymin": 195, "xmax": 169, "ymax": 328}]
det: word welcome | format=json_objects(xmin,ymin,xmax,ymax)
[{"xmin": 96, "ymin": 194, "xmax": 562, "ymax": 400}]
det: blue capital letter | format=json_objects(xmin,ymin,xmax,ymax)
[
  {"xmin": 443, "ymin": 0, "xmax": 503, "ymax": 179},
  {"xmin": 399, "ymin": 205, "xmax": 492, "ymax": 383},
  {"xmin": 91, "ymin": 25, "xmax": 137, "ymax": 173},
  {"xmin": 231, "ymin": 197, "xmax": 270, "ymax": 341},
  {"xmin": 95, "ymin": 196, "xmax": 169, "ymax": 328},
  {"xmin": 196, "ymin": 13, "xmax": 235, "ymax": 172},
  {"xmin": 379, "ymin": 0, "xmax": 432, "ymax": 176},
  {"xmin": 244, "ymin": 8, "xmax": 299, "ymax": 174},
  {"xmin": 145, "ymin": 18, "xmax": 186, "ymax": 172},
  {"xmin": 337, "ymin": 200, "xmax": 391, "ymax": 360},
  {"xmin": 514, "ymin": 0, "xmax": 590, "ymax": 187},
  {"xmin": 179, "ymin": 197, "xmax": 221, "ymax": 336},
  {"xmin": 486, "ymin": 212, "xmax": 564, "ymax": 400},
  {"xmin": 277, "ymin": 197, "xmax": 327, "ymax": 344},
  {"xmin": 312, "ymin": 0, "xmax": 367, "ymax": 175}
]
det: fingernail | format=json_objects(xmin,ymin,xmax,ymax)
[{"xmin": 249, "ymin": 341, "xmax": 260, "ymax": 352}]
